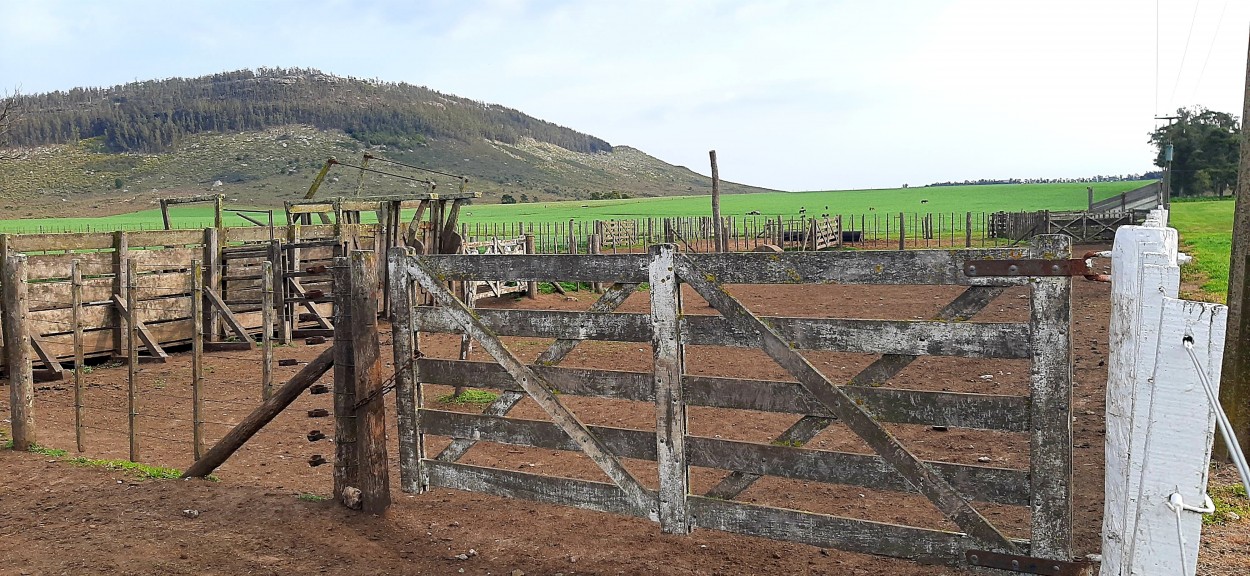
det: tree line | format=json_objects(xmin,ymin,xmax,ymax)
[
  {"xmin": 2, "ymin": 68, "xmax": 613, "ymax": 155},
  {"xmin": 1150, "ymin": 106, "xmax": 1240, "ymax": 197},
  {"xmin": 925, "ymin": 173, "xmax": 1162, "ymax": 188}
]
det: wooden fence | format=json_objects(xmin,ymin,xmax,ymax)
[
  {"xmin": 385, "ymin": 236, "xmax": 1077, "ymax": 568},
  {"xmin": 1088, "ymin": 181, "xmax": 1162, "ymax": 214},
  {"xmin": 460, "ymin": 212, "xmax": 1017, "ymax": 254},
  {"xmin": 0, "ymin": 224, "xmax": 356, "ymax": 371},
  {"xmin": 989, "ymin": 210, "xmax": 1148, "ymax": 243}
]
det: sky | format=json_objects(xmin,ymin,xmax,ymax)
[{"xmin": 1, "ymin": 0, "xmax": 1247, "ymax": 191}]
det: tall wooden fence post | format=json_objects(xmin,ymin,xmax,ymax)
[
  {"xmin": 333, "ymin": 257, "xmax": 357, "ymax": 503},
  {"xmin": 898, "ymin": 212, "xmax": 906, "ymax": 250},
  {"xmin": 192, "ymin": 259, "xmax": 205, "ymax": 461},
  {"xmin": 72, "ymin": 260, "xmax": 85, "ymax": 452},
  {"xmin": 333, "ymin": 252, "xmax": 391, "ymax": 513},
  {"xmin": 524, "ymin": 234, "xmax": 537, "ymax": 299},
  {"xmin": 112, "ymin": 231, "xmax": 129, "ymax": 357},
  {"xmin": 589, "ymin": 233, "xmax": 603, "ymax": 293},
  {"xmin": 710, "ymin": 150, "xmax": 724, "ymax": 253},
  {"xmin": 261, "ymin": 260, "xmax": 274, "ymax": 400},
  {"xmin": 126, "ymin": 259, "xmax": 139, "ymax": 462},
  {"xmin": 203, "ymin": 228, "xmax": 220, "ymax": 343},
  {"xmin": 965, "ymin": 212, "xmax": 973, "ymax": 248},
  {"xmin": 2, "ymin": 253, "xmax": 35, "ymax": 450}
]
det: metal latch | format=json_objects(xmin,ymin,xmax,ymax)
[
  {"xmin": 964, "ymin": 251, "xmax": 1110, "ymax": 282},
  {"xmin": 965, "ymin": 550, "xmax": 1093, "ymax": 576}
]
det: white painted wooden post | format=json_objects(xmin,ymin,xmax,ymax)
[
  {"xmin": 1103, "ymin": 209, "xmax": 1179, "ymax": 575},
  {"xmin": 1101, "ymin": 208, "xmax": 1230, "ymax": 576}
]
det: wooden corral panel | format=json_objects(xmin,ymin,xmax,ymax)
[{"xmin": 389, "ymin": 237, "xmax": 1075, "ymax": 567}]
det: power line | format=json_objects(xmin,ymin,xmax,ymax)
[
  {"xmin": 1169, "ymin": 0, "xmax": 1206, "ymax": 108},
  {"xmin": 1191, "ymin": 0, "xmax": 1230, "ymax": 101}
]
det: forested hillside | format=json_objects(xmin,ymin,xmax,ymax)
[
  {"xmin": 7, "ymin": 68, "xmax": 610, "ymax": 155},
  {"xmin": 0, "ymin": 69, "xmax": 774, "ymax": 217}
]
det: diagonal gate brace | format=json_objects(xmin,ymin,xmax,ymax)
[
  {"xmin": 435, "ymin": 282, "xmax": 641, "ymax": 463},
  {"xmin": 672, "ymin": 250, "xmax": 1018, "ymax": 553},
  {"xmin": 705, "ymin": 285, "xmax": 1006, "ymax": 499},
  {"xmin": 407, "ymin": 258, "xmax": 657, "ymax": 519}
]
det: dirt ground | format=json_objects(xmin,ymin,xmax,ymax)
[{"xmin": 0, "ymin": 243, "xmax": 1245, "ymax": 575}]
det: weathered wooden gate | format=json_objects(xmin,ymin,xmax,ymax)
[{"xmin": 386, "ymin": 236, "xmax": 1076, "ymax": 569}]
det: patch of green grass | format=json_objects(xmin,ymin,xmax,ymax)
[
  {"xmin": 1205, "ymin": 483, "xmax": 1249, "ymax": 525},
  {"xmin": 296, "ymin": 493, "xmax": 328, "ymax": 502},
  {"xmin": 437, "ymin": 389, "xmax": 500, "ymax": 405},
  {"xmin": 1170, "ymin": 198, "xmax": 1235, "ymax": 302},
  {"xmin": 28, "ymin": 444, "xmax": 68, "ymax": 457},
  {"xmin": 0, "ymin": 440, "xmax": 63, "ymax": 457},
  {"xmin": 66, "ymin": 456, "xmax": 183, "ymax": 480},
  {"xmin": 770, "ymin": 439, "xmax": 803, "ymax": 448}
]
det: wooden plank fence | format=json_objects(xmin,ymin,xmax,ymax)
[
  {"xmin": 990, "ymin": 210, "xmax": 1148, "ymax": 243},
  {"xmin": 386, "ymin": 237, "xmax": 1076, "ymax": 567},
  {"xmin": 461, "ymin": 212, "xmax": 1017, "ymax": 254}
]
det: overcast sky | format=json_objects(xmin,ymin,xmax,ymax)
[{"xmin": 1, "ymin": 0, "xmax": 1247, "ymax": 191}]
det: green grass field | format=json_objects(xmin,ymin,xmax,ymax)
[
  {"xmin": 458, "ymin": 181, "xmax": 1150, "ymax": 225},
  {"xmin": 0, "ymin": 181, "xmax": 1154, "ymax": 233},
  {"xmin": 1169, "ymin": 198, "xmax": 1236, "ymax": 301}
]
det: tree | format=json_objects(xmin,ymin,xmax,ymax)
[
  {"xmin": 1149, "ymin": 106, "xmax": 1241, "ymax": 197},
  {"xmin": 0, "ymin": 88, "xmax": 20, "ymax": 160},
  {"xmin": 500, "ymin": 194, "xmax": 517, "ymax": 204}
]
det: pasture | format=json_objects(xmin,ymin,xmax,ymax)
[
  {"xmin": 0, "ymin": 180, "xmax": 1154, "ymax": 233},
  {"xmin": 1169, "ymin": 197, "xmax": 1236, "ymax": 301}
]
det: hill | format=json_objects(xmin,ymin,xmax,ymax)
[{"xmin": 0, "ymin": 69, "xmax": 774, "ymax": 217}]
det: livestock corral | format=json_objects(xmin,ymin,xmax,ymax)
[{"xmin": 0, "ymin": 198, "xmax": 1236, "ymax": 575}]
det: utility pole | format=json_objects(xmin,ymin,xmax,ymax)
[
  {"xmin": 1219, "ymin": 30, "xmax": 1250, "ymax": 460},
  {"xmin": 1155, "ymin": 115, "xmax": 1179, "ymax": 208}
]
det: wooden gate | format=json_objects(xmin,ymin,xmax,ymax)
[{"xmin": 386, "ymin": 236, "xmax": 1075, "ymax": 568}]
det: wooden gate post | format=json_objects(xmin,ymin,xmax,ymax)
[
  {"xmin": 524, "ymin": 234, "xmax": 537, "ymax": 299},
  {"xmin": 1027, "ymin": 235, "xmax": 1073, "ymax": 560},
  {"xmin": 333, "ymin": 252, "xmax": 391, "ymax": 513},
  {"xmin": 389, "ymin": 247, "xmax": 425, "ymax": 493},
  {"xmin": 649, "ymin": 244, "xmax": 689, "ymax": 534},
  {"xmin": 2, "ymin": 253, "xmax": 35, "ymax": 450}
]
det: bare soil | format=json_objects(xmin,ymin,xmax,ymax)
[{"xmin": 0, "ymin": 244, "xmax": 1244, "ymax": 575}]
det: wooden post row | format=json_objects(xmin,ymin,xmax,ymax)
[{"xmin": 2, "ymin": 252, "xmax": 35, "ymax": 450}]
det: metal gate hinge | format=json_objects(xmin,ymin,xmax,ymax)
[
  {"xmin": 965, "ymin": 550, "xmax": 1093, "ymax": 576},
  {"xmin": 964, "ymin": 256, "xmax": 1106, "ymax": 281}
]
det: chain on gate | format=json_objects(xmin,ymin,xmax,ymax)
[{"xmin": 352, "ymin": 353, "xmax": 422, "ymax": 411}]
